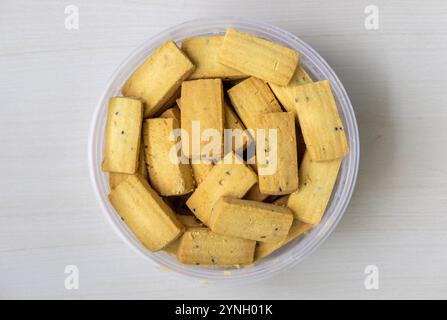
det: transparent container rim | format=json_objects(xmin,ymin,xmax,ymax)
[{"xmin": 88, "ymin": 17, "xmax": 360, "ymax": 284}]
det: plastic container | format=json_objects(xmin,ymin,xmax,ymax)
[{"xmin": 88, "ymin": 18, "xmax": 360, "ymax": 284}]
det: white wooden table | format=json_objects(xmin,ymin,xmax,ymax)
[{"xmin": 1, "ymin": 0, "xmax": 446, "ymax": 299}]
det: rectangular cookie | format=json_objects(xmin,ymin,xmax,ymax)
[
  {"xmin": 102, "ymin": 97, "xmax": 143, "ymax": 174},
  {"xmin": 191, "ymin": 160, "xmax": 214, "ymax": 186},
  {"xmin": 160, "ymin": 105, "xmax": 181, "ymax": 122},
  {"xmin": 210, "ymin": 197, "xmax": 293, "ymax": 242},
  {"xmin": 109, "ymin": 141, "xmax": 148, "ymax": 189},
  {"xmin": 227, "ymin": 77, "xmax": 282, "ymax": 134},
  {"xmin": 161, "ymin": 87, "xmax": 181, "ymax": 111},
  {"xmin": 186, "ymin": 153, "xmax": 257, "ymax": 225},
  {"xmin": 108, "ymin": 175, "xmax": 184, "ymax": 251},
  {"xmin": 292, "ymin": 80, "xmax": 349, "ymax": 161},
  {"xmin": 223, "ymin": 101, "xmax": 245, "ymax": 132},
  {"xmin": 180, "ymin": 79, "xmax": 224, "ymax": 158},
  {"xmin": 296, "ymin": 122, "xmax": 307, "ymax": 167},
  {"xmin": 244, "ymin": 183, "xmax": 269, "ymax": 202},
  {"xmin": 179, "ymin": 97, "xmax": 249, "ymax": 151},
  {"xmin": 122, "ymin": 41, "xmax": 195, "ymax": 117},
  {"xmin": 256, "ymin": 112, "xmax": 298, "ymax": 195},
  {"xmin": 181, "ymin": 36, "xmax": 246, "ymax": 80},
  {"xmin": 177, "ymin": 228, "xmax": 256, "ymax": 266},
  {"xmin": 223, "ymin": 101, "xmax": 250, "ymax": 151},
  {"xmin": 176, "ymin": 214, "xmax": 205, "ymax": 227},
  {"xmin": 218, "ymin": 28, "xmax": 299, "ymax": 86},
  {"xmin": 109, "ymin": 173, "xmax": 129, "ymax": 190},
  {"xmin": 143, "ymin": 118, "xmax": 194, "ymax": 196},
  {"xmin": 255, "ymin": 219, "xmax": 313, "ymax": 260},
  {"xmin": 270, "ymin": 66, "xmax": 310, "ymax": 166},
  {"xmin": 163, "ymin": 215, "xmax": 204, "ymax": 255},
  {"xmin": 268, "ymin": 65, "xmax": 313, "ymax": 114},
  {"xmin": 172, "ymin": 97, "xmax": 214, "ymax": 185},
  {"xmin": 287, "ymin": 151, "xmax": 342, "ymax": 224},
  {"xmin": 271, "ymin": 195, "xmax": 289, "ymax": 206}
]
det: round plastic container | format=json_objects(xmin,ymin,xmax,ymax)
[{"xmin": 88, "ymin": 18, "xmax": 360, "ymax": 283}]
